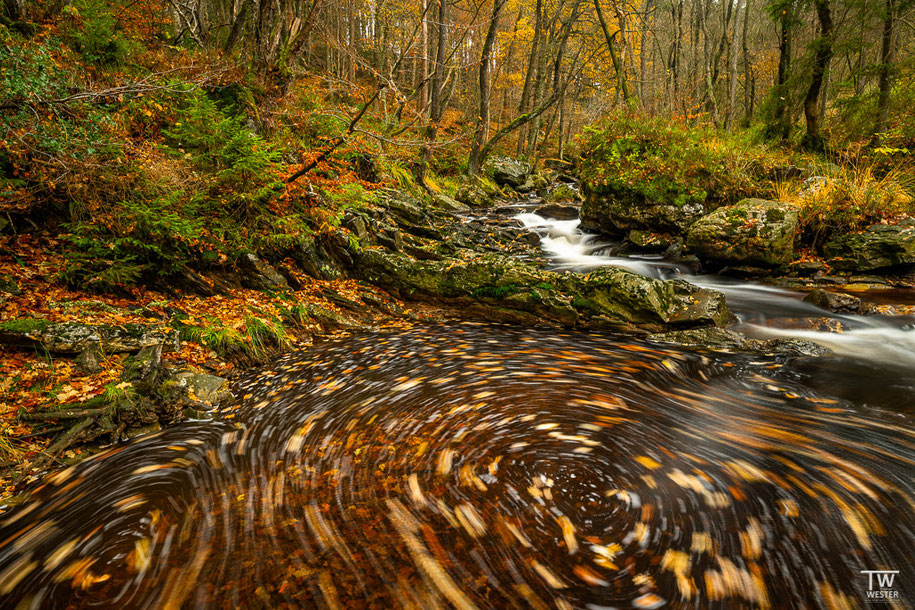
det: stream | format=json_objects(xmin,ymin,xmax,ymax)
[{"xmin": 1, "ymin": 205, "xmax": 913, "ymax": 608}]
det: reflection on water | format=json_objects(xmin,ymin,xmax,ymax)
[{"xmin": 1, "ymin": 324, "xmax": 912, "ymax": 608}]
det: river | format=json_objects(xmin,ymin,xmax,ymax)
[{"xmin": 0, "ymin": 208, "xmax": 912, "ymax": 608}]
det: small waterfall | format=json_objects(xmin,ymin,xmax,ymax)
[{"xmin": 516, "ymin": 212, "xmax": 915, "ymax": 368}]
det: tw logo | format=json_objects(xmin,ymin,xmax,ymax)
[
  {"xmin": 861, "ymin": 571, "xmax": 898, "ymax": 589},
  {"xmin": 861, "ymin": 570, "xmax": 900, "ymax": 603}
]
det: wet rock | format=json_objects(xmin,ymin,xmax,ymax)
[
  {"xmin": 238, "ymin": 252, "xmax": 290, "ymax": 291},
  {"xmin": 762, "ymin": 339, "xmax": 830, "ymax": 357},
  {"xmin": 572, "ymin": 269, "xmax": 730, "ymax": 328},
  {"xmin": 293, "ymin": 236, "xmax": 342, "ymax": 280},
  {"xmin": 580, "ymin": 182, "xmax": 706, "ymax": 236},
  {"xmin": 534, "ymin": 203, "xmax": 579, "ymax": 220},
  {"xmin": 486, "ymin": 156, "xmax": 533, "ymax": 188},
  {"xmin": 343, "ymin": 211, "xmax": 370, "ymax": 243},
  {"xmin": 718, "ymin": 266, "xmax": 774, "ymax": 279},
  {"xmin": 823, "ymin": 222, "xmax": 915, "ymax": 271},
  {"xmin": 456, "ymin": 183, "xmax": 494, "ymax": 208},
  {"xmin": 802, "ymin": 288, "xmax": 870, "ymax": 314},
  {"xmin": 647, "ymin": 327, "xmax": 751, "ymax": 350},
  {"xmin": 647, "ymin": 327, "xmax": 830, "ymax": 356},
  {"xmin": 513, "ymin": 177, "xmax": 537, "ymax": 194},
  {"xmin": 432, "ymin": 193, "xmax": 469, "ymax": 212},
  {"xmin": 628, "ymin": 230, "xmax": 678, "ymax": 252},
  {"xmin": 686, "ymin": 199, "xmax": 798, "ymax": 267},
  {"xmin": 788, "ymin": 260, "xmax": 829, "ymax": 277},
  {"xmin": 306, "ymin": 303, "xmax": 364, "ymax": 329},
  {"xmin": 172, "ymin": 372, "xmax": 232, "ymax": 406},
  {"xmin": 0, "ymin": 318, "xmax": 179, "ymax": 354}
]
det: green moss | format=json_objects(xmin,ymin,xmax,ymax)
[
  {"xmin": 471, "ymin": 284, "xmax": 522, "ymax": 299},
  {"xmin": 0, "ymin": 318, "xmax": 51, "ymax": 334}
]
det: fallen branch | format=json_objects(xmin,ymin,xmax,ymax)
[
  {"xmin": 21, "ymin": 407, "xmax": 111, "ymax": 422},
  {"xmin": 29, "ymin": 418, "xmax": 96, "ymax": 471}
]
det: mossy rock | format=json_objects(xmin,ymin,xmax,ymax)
[
  {"xmin": 485, "ymin": 156, "xmax": 533, "ymax": 188},
  {"xmin": 456, "ymin": 183, "xmax": 494, "ymax": 208},
  {"xmin": 822, "ymin": 223, "xmax": 915, "ymax": 272},
  {"xmin": 547, "ymin": 184, "xmax": 582, "ymax": 203},
  {"xmin": 352, "ymin": 246, "xmax": 729, "ymax": 331},
  {"xmin": 580, "ymin": 182, "xmax": 707, "ymax": 236},
  {"xmin": 0, "ymin": 318, "xmax": 180, "ymax": 354},
  {"xmin": 685, "ymin": 199, "xmax": 798, "ymax": 268}
]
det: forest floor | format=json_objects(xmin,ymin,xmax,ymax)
[{"xmin": 0, "ymin": 227, "xmax": 434, "ymax": 495}]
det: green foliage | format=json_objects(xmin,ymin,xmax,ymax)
[
  {"xmin": 164, "ymin": 89, "xmax": 280, "ymax": 185},
  {"xmin": 0, "ymin": 33, "xmax": 67, "ymax": 102},
  {"xmin": 579, "ymin": 114, "xmax": 781, "ymax": 208},
  {"xmin": 323, "ymin": 182, "xmax": 372, "ymax": 210},
  {"xmin": 281, "ymin": 301, "xmax": 311, "ymax": 326},
  {"xmin": 60, "ymin": 193, "xmax": 213, "ymax": 290},
  {"xmin": 778, "ymin": 166, "xmax": 915, "ymax": 247},
  {"xmin": 102, "ymin": 380, "xmax": 135, "ymax": 405},
  {"xmin": 63, "ymin": 0, "xmax": 133, "ymax": 65},
  {"xmin": 0, "ymin": 318, "xmax": 51, "ymax": 333},
  {"xmin": 180, "ymin": 315, "xmax": 290, "ymax": 360}
]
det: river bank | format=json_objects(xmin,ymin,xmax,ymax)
[{"xmin": 3, "ymin": 163, "xmax": 914, "ymax": 489}]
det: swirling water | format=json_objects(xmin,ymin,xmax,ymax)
[{"xmin": 1, "ymin": 214, "xmax": 913, "ymax": 609}]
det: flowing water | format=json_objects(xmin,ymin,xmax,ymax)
[{"xmin": 1, "ymin": 210, "xmax": 913, "ymax": 609}]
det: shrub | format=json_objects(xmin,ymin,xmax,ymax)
[
  {"xmin": 578, "ymin": 114, "xmax": 782, "ymax": 209},
  {"xmin": 63, "ymin": 0, "xmax": 133, "ymax": 65},
  {"xmin": 777, "ymin": 165, "xmax": 915, "ymax": 247}
]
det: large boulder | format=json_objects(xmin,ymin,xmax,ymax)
[
  {"xmin": 432, "ymin": 193, "xmax": 469, "ymax": 212},
  {"xmin": 572, "ymin": 269, "xmax": 731, "ymax": 328},
  {"xmin": 685, "ymin": 199, "xmax": 798, "ymax": 267},
  {"xmin": 353, "ymin": 247, "xmax": 730, "ymax": 331},
  {"xmin": 238, "ymin": 252, "xmax": 290, "ymax": 291},
  {"xmin": 456, "ymin": 183, "xmax": 494, "ymax": 208},
  {"xmin": 486, "ymin": 156, "xmax": 533, "ymax": 188},
  {"xmin": 580, "ymin": 182, "xmax": 706, "ymax": 236},
  {"xmin": 802, "ymin": 288, "xmax": 872, "ymax": 314},
  {"xmin": 0, "ymin": 318, "xmax": 180, "ymax": 354},
  {"xmin": 823, "ymin": 222, "xmax": 915, "ymax": 271}
]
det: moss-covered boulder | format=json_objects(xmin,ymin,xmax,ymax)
[
  {"xmin": 456, "ymin": 183, "xmax": 494, "ymax": 208},
  {"xmin": 0, "ymin": 318, "xmax": 179, "ymax": 354},
  {"xmin": 572, "ymin": 269, "xmax": 731, "ymax": 328},
  {"xmin": 822, "ymin": 222, "xmax": 915, "ymax": 271},
  {"xmin": 580, "ymin": 181, "xmax": 707, "ymax": 236},
  {"xmin": 432, "ymin": 193, "xmax": 469, "ymax": 212},
  {"xmin": 486, "ymin": 156, "xmax": 533, "ymax": 188},
  {"xmin": 685, "ymin": 199, "xmax": 798, "ymax": 268},
  {"xmin": 547, "ymin": 184, "xmax": 582, "ymax": 203},
  {"xmin": 353, "ymin": 247, "xmax": 730, "ymax": 331}
]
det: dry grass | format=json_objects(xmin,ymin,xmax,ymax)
[{"xmin": 775, "ymin": 164, "xmax": 915, "ymax": 247}]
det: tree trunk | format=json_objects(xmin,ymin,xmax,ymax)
[
  {"xmin": 801, "ymin": 0, "xmax": 833, "ymax": 152},
  {"xmin": 873, "ymin": 0, "xmax": 897, "ymax": 144},
  {"xmin": 470, "ymin": 0, "xmax": 508, "ymax": 175},
  {"xmin": 726, "ymin": 0, "xmax": 743, "ymax": 130},
  {"xmin": 416, "ymin": 0, "xmax": 448, "ymax": 189},
  {"xmin": 594, "ymin": 0, "xmax": 633, "ymax": 108},
  {"xmin": 770, "ymin": 0, "xmax": 795, "ymax": 140}
]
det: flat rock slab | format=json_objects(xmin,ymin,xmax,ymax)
[{"xmin": 0, "ymin": 318, "xmax": 180, "ymax": 354}]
